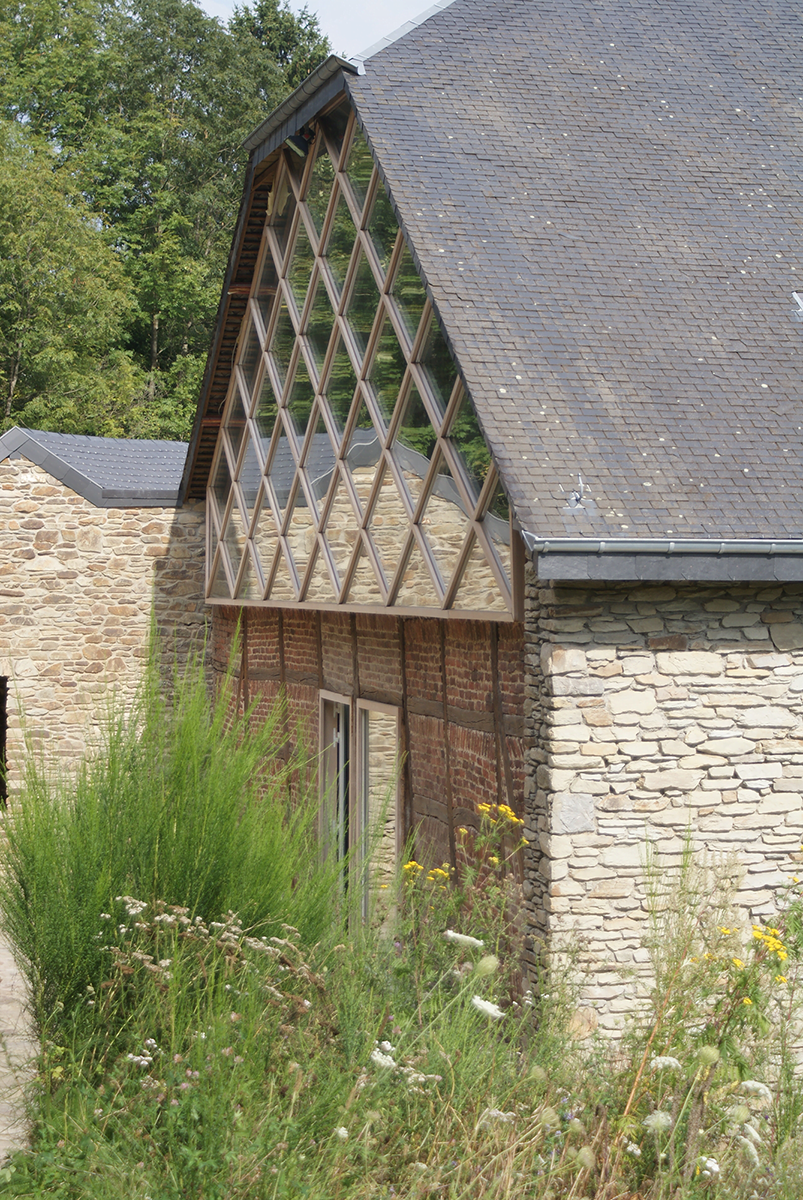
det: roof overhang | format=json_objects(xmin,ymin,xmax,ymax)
[{"xmin": 524, "ymin": 534, "xmax": 803, "ymax": 583}]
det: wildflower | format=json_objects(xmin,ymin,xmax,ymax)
[
  {"xmin": 698, "ymin": 1156, "xmax": 720, "ymax": 1178},
  {"xmin": 742, "ymin": 1123, "xmax": 762, "ymax": 1145},
  {"xmin": 740, "ymin": 1080, "xmax": 772, "ymax": 1102},
  {"xmin": 732, "ymin": 957, "xmax": 744, "ymax": 969},
  {"xmin": 719, "ymin": 926, "xmax": 733, "ymax": 935},
  {"xmin": 378, "ymin": 1041, "xmax": 396, "ymax": 1055},
  {"xmin": 143, "ymin": 1039, "xmax": 159, "ymax": 1052},
  {"xmin": 402, "ymin": 861, "xmax": 423, "ymax": 873},
  {"xmin": 697, "ymin": 1045, "xmax": 720, "ymax": 1066},
  {"xmin": 126, "ymin": 1054, "xmax": 153, "ymax": 1069},
  {"xmin": 575, "ymin": 1146, "xmax": 595, "ymax": 1171},
  {"xmin": 471, "ymin": 996, "xmax": 504, "ymax": 1020},
  {"xmin": 625, "ymin": 1141, "xmax": 642, "ymax": 1158},
  {"xmin": 650, "ymin": 1056, "xmax": 682, "ymax": 1072},
  {"xmin": 642, "ymin": 1111, "xmax": 672, "ymax": 1132},
  {"xmin": 742, "ymin": 997, "xmax": 753, "ymax": 1005},
  {"xmin": 478, "ymin": 1108, "xmax": 515, "ymax": 1128},
  {"xmin": 99, "ymin": 913, "xmax": 111, "ymax": 921},
  {"xmin": 737, "ymin": 1135, "xmax": 760, "ymax": 1166},
  {"xmin": 474, "ymin": 954, "xmax": 499, "ymax": 978},
  {"xmin": 776, "ymin": 975, "xmax": 787, "ymax": 984},
  {"xmin": 370, "ymin": 1048, "xmax": 397, "ymax": 1069},
  {"xmin": 443, "ymin": 930, "xmax": 484, "ymax": 949},
  {"xmin": 488, "ymin": 856, "xmax": 499, "ymax": 866},
  {"xmin": 334, "ymin": 1127, "xmax": 348, "ymax": 1141}
]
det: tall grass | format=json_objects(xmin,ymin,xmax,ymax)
[
  {"xmin": 3, "ymin": 656, "xmax": 803, "ymax": 1198},
  {"xmin": 0, "ymin": 647, "xmax": 338, "ymax": 1033}
]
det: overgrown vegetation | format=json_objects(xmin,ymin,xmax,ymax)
[
  {"xmin": 0, "ymin": 0, "xmax": 330, "ymax": 437},
  {"xmin": 2, "ymin": 661, "xmax": 803, "ymax": 1197}
]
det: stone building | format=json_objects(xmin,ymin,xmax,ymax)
[
  {"xmin": 0, "ymin": 426, "xmax": 206, "ymax": 795},
  {"xmin": 179, "ymin": 0, "xmax": 803, "ymax": 1030}
]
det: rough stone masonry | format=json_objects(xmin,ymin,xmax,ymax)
[{"xmin": 523, "ymin": 560, "xmax": 803, "ymax": 1036}]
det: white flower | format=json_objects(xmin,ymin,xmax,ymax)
[
  {"xmin": 443, "ymin": 930, "xmax": 485, "ymax": 948},
  {"xmin": 334, "ymin": 1126, "xmax": 348, "ymax": 1141},
  {"xmin": 625, "ymin": 1141, "xmax": 642, "ymax": 1158},
  {"xmin": 478, "ymin": 1108, "xmax": 516, "ymax": 1128},
  {"xmin": 650, "ymin": 1055, "xmax": 682, "ymax": 1072},
  {"xmin": 143, "ymin": 1038, "xmax": 159, "ymax": 1052},
  {"xmin": 642, "ymin": 1111, "xmax": 672, "ymax": 1132},
  {"xmin": 737, "ymin": 1135, "xmax": 760, "ymax": 1167},
  {"xmin": 740, "ymin": 1080, "xmax": 772, "ymax": 1102},
  {"xmin": 699, "ymin": 1156, "xmax": 720, "ymax": 1178},
  {"xmin": 126, "ymin": 1053, "xmax": 153, "ymax": 1069},
  {"xmin": 742, "ymin": 1122, "xmax": 762, "ymax": 1145},
  {"xmin": 370, "ymin": 1048, "xmax": 396, "ymax": 1069},
  {"xmin": 378, "ymin": 1041, "xmax": 395, "ymax": 1055},
  {"xmin": 471, "ymin": 995, "xmax": 504, "ymax": 1020}
]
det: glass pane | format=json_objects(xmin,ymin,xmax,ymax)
[
  {"xmin": 284, "ymin": 484, "xmax": 317, "ymax": 581},
  {"xmin": 253, "ymin": 373, "xmax": 279, "ymax": 462},
  {"xmin": 211, "ymin": 450, "xmax": 231, "ymax": 520},
  {"xmin": 286, "ymin": 354, "xmax": 315, "ymax": 447},
  {"xmin": 452, "ymin": 536, "xmax": 508, "ymax": 613},
  {"xmin": 347, "ymin": 543, "xmax": 384, "ymax": 605},
  {"xmin": 323, "ymin": 476, "xmax": 359, "ymax": 586},
  {"xmin": 238, "ymin": 433, "xmax": 262, "ymax": 518},
  {"xmin": 305, "ymin": 544, "xmax": 338, "ymax": 603},
  {"xmin": 392, "ymin": 381, "xmax": 437, "ymax": 509},
  {"xmin": 322, "ymin": 335, "xmax": 358, "ymax": 441},
  {"xmin": 305, "ymin": 140, "xmax": 335, "ymax": 238},
  {"xmin": 360, "ymin": 708, "xmax": 398, "ymax": 904},
  {"xmin": 302, "ymin": 412, "xmax": 338, "ymax": 509},
  {"xmin": 345, "ymin": 251, "xmax": 380, "ymax": 364},
  {"xmin": 237, "ymin": 546, "xmax": 263, "ymax": 601},
  {"xmin": 418, "ymin": 310, "xmax": 458, "ymax": 416},
  {"xmin": 209, "ymin": 551, "xmax": 230, "ymax": 599},
  {"xmin": 420, "ymin": 455, "xmax": 472, "ymax": 591},
  {"xmin": 486, "ymin": 474, "xmax": 510, "ymax": 522},
  {"xmin": 306, "ymin": 276, "xmax": 335, "ymax": 377},
  {"xmin": 251, "ymin": 488, "xmax": 279, "ymax": 580},
  {"xmin": 345, "ymin": 125, "xmax": 374, "ymax": 215},
  {"xmin": 268, "ymin": 546, "xmax": 297, "ymax": 602},
  {"xmin": 223, "ymin": 499, "xmax": 248, "ymax": 578},
  {"xmin": 395, "ymin": 539, "xmax": 441, "ymax": 609},
  {"xmin": 324, "ymin": 190, "xmax": 357, "ymax": 295},
  {"xmin": 447, "ymin": 392, "xmax": 493, "ymax": 505},
  {"xmin": 287, "ymin": 222, "xmax": 315, "ymax": 313},
  {"xmin": 255, "ymin": 247, "xmax": 278, "ymax": 333},
  {"xmin": 225, "ymin": 382, "xmax": 248, "ymax": 461},
  {"xmin": 345, "ymin": 401, "xmax": 382, "ymax": 513},
  {"xmin": 270, "ymin": 174, "xmax": 296, "ymax": 264},
  {"xmin": 267, "ymin": 417, "xmax": 294, "ymax": 519},
  {"xmin": 270, "ymin": 299, "xmax": 295, "ymax": 390},
  {"xmin": 320, "ymin": 101, "xmax": 350, "ymax": 165},
  {"xmin": 367, "ymin": 179, "xmax": 397, "ymax": 275},
  {"xmin": 391, "ymin": 244, "xmax": 427, "ymax": 343},
  {"xmin": 367, "ymin": 316, "xmax": 406, "ymax": 428},
  {"xmin": 366, "ymin": 464, "xmax": 410, "ymax": 581},
  {"xmin": 238, "ymin": 318, "xmax": 261, "ymax": 401}
]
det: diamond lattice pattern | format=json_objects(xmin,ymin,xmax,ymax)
[{"xmin": 208, "ymin": 105, "xmax": 512, "ymax": 615}]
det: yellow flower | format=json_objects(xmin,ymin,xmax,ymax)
[
  {"xmin": 403, "ymin": 861, "xmax": 423, "ymax": 873},
  {"xmin": 794, "ymin": 877, "xmax": 800, "ymax": 884},
  {"xmin": 732, "ymin": 958, "xmax": 744, "ymax": 970},
  {"xmin": 719, "ymin": 926, "xmax": 733, "ymax": 935},
  {"xmin": 776, "ymin": 975, "xmax": 788, "ymax": 984},
  {"xmin": 742, "ymin": 997, "xmax": 753, "ymax": 1006},
  {"xmin": 488, "ymin": 856, "xmax": 499, "ymax": 867}
]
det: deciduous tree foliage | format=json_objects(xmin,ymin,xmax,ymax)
[{"xmin": 0, "ymin": 0, "xmax": 329, "ymax": 438}]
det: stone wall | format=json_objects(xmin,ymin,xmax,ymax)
[
  {"xmin": 524, "ymin": 562, "xmax": 803, "ymax": 1035},
  {"xmin": 0, "ymin": 456, "xmax": 207, "ymax": 790}
]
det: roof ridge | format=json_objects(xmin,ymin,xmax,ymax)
[{"xmin": 349, "ymin": 0, "xmax": 462, "ymax": 73}]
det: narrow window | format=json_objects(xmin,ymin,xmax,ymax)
[
  {"xmin": 0, "ymin": 677, "xmax": 7, "ymax": 805},
  {"xmin": 320, "ymin": 693, "xmax": 400, "ymax": 914}
]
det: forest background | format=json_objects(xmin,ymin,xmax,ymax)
[{"xmin": 0, "ymin": 0, "xmax": 330, "ymax": 440}]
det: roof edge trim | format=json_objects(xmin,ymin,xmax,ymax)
[
  {"xmin": 523, "ymin": 535, "xmax": 803, "ymax": 556},
  {"xmin": 242, "ymin": 55, "xmax": 358, "ymax": 153},
  {"xmin": 350, "ymin": 0, "xmax": 462, "ymax": 70}
]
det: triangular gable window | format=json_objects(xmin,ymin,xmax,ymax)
[{"xmin": 208, "ymin": 105, "xmax": 513, "ymax": 617}]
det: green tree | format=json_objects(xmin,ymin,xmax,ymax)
[{"xmin": 0, "ymin": 122, "xmax": 143, "ymax": 435}]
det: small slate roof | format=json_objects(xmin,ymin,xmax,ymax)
[
  {"xmin": 346, "ymin": 0, "xmax": 803, "ymax": 542},
  {"xmin": 0, "ymin": 427, "xmax": 188, "ymax": 507}
]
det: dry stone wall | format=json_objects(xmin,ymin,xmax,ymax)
[
  {"xmin": 0, "ymin": 456, "xmax": 206, "ymax": 790},
  {"xmin": 523, "ymin": 563, "xmax": 803, "ymax": 1035}
]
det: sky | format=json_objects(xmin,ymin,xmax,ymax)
[{"xmin": 201, "ymin": 0, "xmax": 431, "ymax": 60}]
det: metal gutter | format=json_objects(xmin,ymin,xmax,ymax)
[
  {"xmin": 242, "ymin": 56, "xmax": 357, "ymax": 153},
  {"xmin": 522, "ymin": 535, "xmax": 803, "ymax": 556}
]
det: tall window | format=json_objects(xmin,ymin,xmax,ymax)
[
  {"xmin": 320, "ymin": 693, "xmax": 400, "ymax": 914},
  {"xmin": 208, "ymin": 103, "xmax": 513, "ymax": 617}
]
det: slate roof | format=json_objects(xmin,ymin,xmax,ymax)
[
  {"xmin": 345, "ymin": 0, "xmax": 803, "ymax": 542},
  {"xmin": 0, "ymin": 427, "xmax": 188, "ymax": 507}
]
